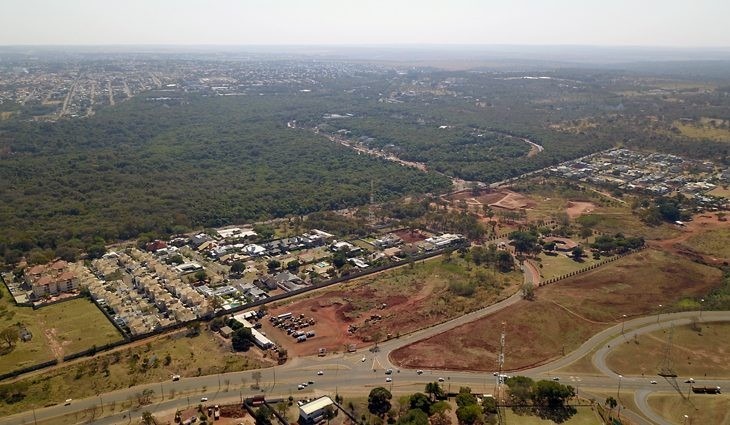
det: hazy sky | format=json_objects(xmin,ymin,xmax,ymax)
[{"xmin": 1, "ymin": 0, "xmax": 729, "ymax": 46}]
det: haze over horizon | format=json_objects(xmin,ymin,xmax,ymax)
[{"xmin": 2, "ymin": 0, "xmax": 729, "ymax": 48}]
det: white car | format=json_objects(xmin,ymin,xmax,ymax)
[
  {"xmin": 416, "ymin": 370, "xmax": 423, "ymax": 375},
  {"xmin": 386, "ymin": 377, "xmax": 392, "ymax": 382},
  {"xmin": 172, "ymin": 374, "xmax": 181, "ymax": 381},
  {"xmin": 361, "ymin": 357, "xmax": 366, "ymax": 362},
  {"xmin": 64, "ymin": 399, "xmax": 72, "ymax": 406},
  {"xmin": 650, "ymin": 380, "xmax": 657, "ymax": 384},
  {"xmin": 200, "ymin": 397, "xmax": 208, "ymax": 402},
  {"xmin": 317, "ymin": 370, "xmax": 324, "ymax": 376},
  {"xmin": 297, "ymin": 384, "xmax": 305, "ymax": 390},
  {"xmin": 438, "ymin": 377, "xmax": 445, "ymax": 382}
]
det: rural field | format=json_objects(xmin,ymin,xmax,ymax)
[
  {"xmin": 647, "ymin": 393, "xmax": 730, "ymax": 425},
  {"xmin": 391, "ymin": 249, "xmax": 723, "ymax": 371},
  {"xmin": 0, "ymin": 328, "xmax": 272, "ymax": 415},
  {"xmin": 681, "ymin": 227, "xmax": 730, "ymax": 260},
  {"xmin": 265, "ymin": 256, "xmax": 522, "ymax": 357},
  {"xmin": 671, "ymin": 118, "xmax": 730, "ymax": 142},
  {"xmin": 0, "ymin": 286, "xmax": 122, "ymax": 373},
  {"xmin": 605, "ymin": 322, "xmax": 730, "ymax": 378}
]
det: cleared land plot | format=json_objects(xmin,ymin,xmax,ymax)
[
  {"xmin": 576, "ymin": 207, "xmax": 681, "ymax": 240},
  {"xmin": 649, "ymin": 214, "xmax": 730, "ymax": 266},
  {"xmin": 681, "ymin": 227, "xmax": 730, "ymax": 259},
  {"xmin": 605, "ymin": 322, "xmax": 730, "ymax": 378},
  {"xmin": 391, "ymin": 249, "xmax": 723, "ymax": 371},
  {"xmin": 266, "ymin": 257, "xmax": 522, "ymax": 357},
  {"xmin": 0, "ymin": 286, "xmax": 122, "ymax": 372},
  {"xmin": 647, "ymin": 393, "xmax": 730, "ymax": 425},
  {"xmin": 0, "ymin": 328, "xmax": 272, "ymax": 415}
]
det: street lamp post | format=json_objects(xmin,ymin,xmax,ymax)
[
  {"xmin": 699, "ymin": 298, "xmax": 705, "ymax": 319},
  {"xmin": 621, "ymin": 314, "xmax": 627, "ymax": 334},
  {"xmin": 683, "ymin": 414, "xmax": 689, "ymax": 425},
  {"xmin": 657, "ymin": 304, "xmax": 663, "ymax": 323}
]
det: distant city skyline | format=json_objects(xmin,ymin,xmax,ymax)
[{"xmin": 1, "ymin": 0, "xmax": 729, "ymax": 47}]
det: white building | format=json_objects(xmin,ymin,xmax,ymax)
[{"xmin": 298, "ymin": 396, "xmax": 335, "ymax": 424}]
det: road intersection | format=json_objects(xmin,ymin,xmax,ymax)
[{"xmin": 4, "ymin": 306, "xmax": 728, "ymax": 425}]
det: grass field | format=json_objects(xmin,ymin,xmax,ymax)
[
  {"xmin": 0, "ymin": 328, "xmax": 272, "ymax": 415},
  {"xmin": 577, "ymin": 207, "xmax": 681, "ymax": 241},
  {"xmin": 586, "ymin": 389, "xmax": 648, "ymax": 425},
  {"xmin": 536, "ymin": 252, "xmax": 599, "ymax": 281},
  {"xmin": 392, "ymin": 249, "xmax": 724, "ymax": 371},
  {"xmin": 605, "ymin": 322, "xmax": 730, "ymax": 378},
  {"xmin": 681, "ymin": 227, "xmax": 730, "ymax": 258},
  {"xmin": 647, "ymin": 393, "xmax": 730, "ymax": 425},
  {"xmin": 672, "ymin": 119, "xmax": 730, "ymax": 142},
  {"xmin": 0, "ymin": 284, "xmax": 122, "ymax": 373},
  {"xmin": 707, "ymin": 186, "xmax": 730, "ymax": 199}
]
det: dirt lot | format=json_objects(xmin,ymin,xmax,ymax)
[
  {"xmin": 565, "ymin": 201, "xmax": 596, "ymax": 219},
  {"xmin": 392, "ymin": 228, "xmax": 427, "ymax": 243},
  {"xmin": 390, "ymin": 248, "xmax": 724, "ymax": 371},
  {"xmin": 445, "ymin": 189, "xmax": 537, "ymax": 210},
  {"xmin": 653, "ymin": 214, "xmax": 730, "ymax": 266},
  {"xmin": 265, "ymin": 258, "xmax": 521, "ymax": 357},
  {"xmin": 489, "ymin": 191, "xmax": 536, "ymax": 210}
]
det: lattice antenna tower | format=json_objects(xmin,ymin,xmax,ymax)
[
  {"xmin": 657, "ymin": 324, "xmax": 677, "ymax": 377},
  {"xmin": 494, "ymin": 321, "xmax": 507, "ymax": 425}
]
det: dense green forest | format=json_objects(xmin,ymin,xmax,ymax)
[
  {"xmin": 0, "ymin": 94, "xmax": 451, "ymax": 265},
  {"xmin": 2, "ymin": 62, "xmax": 730, "ymax": 266}
]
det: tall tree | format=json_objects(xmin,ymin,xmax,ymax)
[{"xmin": 368, "ymin": 387, "xmax": 392, "ymax": 417}]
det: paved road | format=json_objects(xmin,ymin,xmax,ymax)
[{"xmin": 5, "ymin": 306, "xmax": 729, "ymax": 425}]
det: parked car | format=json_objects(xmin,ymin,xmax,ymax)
[
  {"xmin": 386, "ymin": 377, "xmax": 392, "ymax": 382},
  {"xmin": 317, "ymin": 370, "xmax": 324, "ymax": 376},
  {"xmin": 416, "ymin": 370, "xmax": 423, "ymax": 375},
  {"xmin": 64, "ymin": 399, "xmax": 72, "ymax": 406}
]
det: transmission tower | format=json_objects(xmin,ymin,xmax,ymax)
[
  {"xmin": 657, "ymin": 324, "xmax": 677, "ymax": 377},
  {"xmin": 494, "ymin": 321, "xmax": 507, "ymax": 425}
]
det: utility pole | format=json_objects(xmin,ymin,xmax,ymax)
[{"xmin": 617, "ymin": 375, "xmax": 623, "ymax": 421}]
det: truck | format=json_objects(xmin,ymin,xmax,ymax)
[
  {"xmin": 691, "ymin": 386, "xmax": 721, "ymax": 394},
  {"xmin": 276, "ymin": 312, "xmax": 293, "ymax": 321},
  {"xmin": 318, "ymin": 348, "xmax": 327, "ymax": 357}
]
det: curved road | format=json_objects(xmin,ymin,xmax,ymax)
[{"xmin": 4, "ymin": 304, "xmax": 729, "ymax": 425}]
